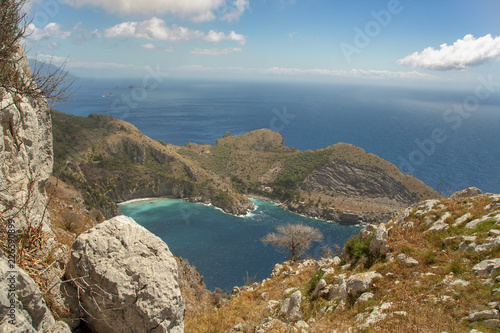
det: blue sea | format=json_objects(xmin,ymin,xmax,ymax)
[
  {"xmin": 56, "ymin": 78, "xmax": 500, "ymax": 290},
  {"xmin": 119, "ymin": 199, "xmax": 361, "ymax": 291}
]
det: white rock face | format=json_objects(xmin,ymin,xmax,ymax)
[
  {"xmin": 397, "ymin": 253, "xmax": 419, "ymax": 267},
  {"xmin": 65, "ymin": 215, "xmax": 185, "ymax": 333},
  {"xmin": 369, "ymin": 223, "xmax": 390, "ymax": 257},
  {"xmin": 0, "ymin": 45, "xmax": 53, "ymax": 228},
  {"xmin": 0, "ymin": 254, "xmax": 70, "ymax": 333},
  {"xmin": 345, "ymin": 271, "xmax": 382, "ymax": 298},
  {"xmin": 280, "ymin": 291, "xmax": 303, "ymax": 322},
  {"xmin": 450, "ymin": 187, "xmax": 483, "ymax": 199},
  {"xmin": 472, "ymin": 258, "xmax": 500, "ymax": 278}
]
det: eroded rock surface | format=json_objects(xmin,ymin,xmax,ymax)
[{"xmin": 65, "ymin": 215, "xmax": 185, "ymax": 333}]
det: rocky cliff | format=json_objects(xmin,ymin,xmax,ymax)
[
  {"xmin": 0, "ymin": 45, "xmax": 53, "ymax": 229},
  {"xmin": 0, "ymin": 43, "xmax": 70, "ymax": 332},
  {"xmin": 1, "ymin": 44, "xmax": 187, "ymax": 333},
  {"xmin": 300, "ymin": 158, "xmax": 417, "ymax": 205}
]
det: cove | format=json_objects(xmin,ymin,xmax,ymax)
[{"xmin": 119, "ymin": 198, "xmax": 362, "ymax": 291}]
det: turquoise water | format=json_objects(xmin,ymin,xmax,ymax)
[{"xmin": 119, "ymin": 198, "xmax": 361, "ymax": 291}]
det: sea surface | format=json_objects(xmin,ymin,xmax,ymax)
[
  {"xmin": 56, "ymin": 78, "xmax": 500, "ymax": 290},
  {"xmin": 119, "ymin": 198, "xmax": 362, "ymax": 291}
]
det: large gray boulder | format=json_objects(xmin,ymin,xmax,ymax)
[
  {"xmin": 65, "ymin": 215, "xmax": 185, "ymax": 333},
  {"xmin": 450, "ymin": 187, "xmax": 483, "ymax": 199},
  {"xmin": 0, "ymin": 253, "xmax": 70, "ymax": 333}
]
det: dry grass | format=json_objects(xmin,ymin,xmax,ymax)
[
  {"xmin": 185, "ymin": 264, "xmax": 317, "ymax": 332},
  {"xmin": 184, "ymin": 194, "xmax": 500, "ymax": 332}
]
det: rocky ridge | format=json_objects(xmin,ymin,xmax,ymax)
[
  {"xmin": 186, "ymin": 188, "xmax": 500, "ymax": 332},
  {"xmin": 51, "ymin": 110, "xmax": 254, "ymax": 217}
]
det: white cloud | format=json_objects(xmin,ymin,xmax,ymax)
[
  {"xmin": 26, "ymin": 23, "xmax": 64, "ymax": 41},
  {"xmin": 204, "ymin": 30, "xmax": 246, "ymax": 45},
  {"xmin": 176, "ymin": 65, "xmax": 438, "ymax": 80},
  {"xmin": 47, "ymin": 41, "xmax": 60, "ymax": 50},
  {"xmin": 288, "ymin": 32, "xmax": 300, "ymax": 42},
  {"xmin": 222, "ymin": 0, "xmax": 250, "ymax": 22},
  {"xmin": 31, "ymin": 53, "xmax": 136, "ymax": 69},
  {"xmin": 190, "ymin": 47, "xmax": 243, "ymax": 55},
  {"xmin": 26, "ymin": 22, "xmax": 101, "ymax": 44},
  {"xmin": 141, "ymin": 43, "xmax": 157, "ymax": 49},
  {"xmin": 104, "ymin": 17, "xmax": 204, "ymax": 41},
  {"xmin": 64, "ymin": 0, "xmax": 248, "ymax": 22},
  {"xmin": 398, "ymin": 34, "xmax": 500, "ymax": 71},
  {"xmin": 105, "ymin": 18, "xmax": 246, "ymax": 47}
]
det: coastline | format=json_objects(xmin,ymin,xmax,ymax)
[
  {"xmin": 118, "ymin": 197, "xmax": 163, "ymax": 205},
  {"xmin": 117, "ymin": 194, "xmax": 389, "ymax": 226}
]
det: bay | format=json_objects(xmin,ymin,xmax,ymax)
[{"xmin": 119, "ymin": 198, "xmax": 362, "ymax": 291}]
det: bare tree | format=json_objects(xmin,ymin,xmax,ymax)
[
  {"xmin": 261, "ymin": 223, "xmax": 323, "ymax": 261},
  {"xmin": 0, "ymin": 0, "xmax": 75, "ymax": 106}
]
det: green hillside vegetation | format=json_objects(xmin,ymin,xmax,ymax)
[
  {"xmin": 51, "ymin": 111, "xmax": 440, "ymax": 222},
  {"xmin": 51, "ymin": 110, "xmax": 254, "ymax": 217}
]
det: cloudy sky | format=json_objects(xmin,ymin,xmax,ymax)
[{"xmin": 24, "ymin": 0, "xmax": 500, "ymax": 86}]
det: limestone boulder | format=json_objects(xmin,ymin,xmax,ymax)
[
  {"xmin": 345, "ymin": 271, "xmax": 382, "ymax": 299},
  {"xmin": 450, "ymin": 187, "xmax": 483, "ymax": 199},
  {"xmin": 280, "ymin": 291, "xmax": 303, "ymax": 323},
  {"xmin": 65, "ymin": 215, "xmax": 185, "ymax": 333},
  {"xmin": 397, "ymin": 253, "xmax": 419, "ymax": 267},
  {"xmin": 472, "ymin": 258, "xmax": 500, "ymax": 278},
  {"xmin": 369, "ymin": 223, "xmax": 390, "ymax": 257}
]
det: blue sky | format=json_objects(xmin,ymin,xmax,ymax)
[{"xmin": 24, "ymin": 0, "xmax": 500, "ymax": 87}]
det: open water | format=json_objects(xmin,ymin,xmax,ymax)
[{"xmin": 119, "ymin": 198, "xmax": 362, "ymax": 291}]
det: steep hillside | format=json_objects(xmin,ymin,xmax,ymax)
[
  {"xmin": 51, "ymin": 111, "xmax": 440, "ymax": 223},
  {"xmin": 177, "ymin": 129, "xmax": 441, "ymax": 223},
  {"xmin": 185, "ymin": 188, "xmax": 500, "ymax": 332},
  {"xmin": 51, "ymin": 110, "xmax": 254, "ymax": 217}
]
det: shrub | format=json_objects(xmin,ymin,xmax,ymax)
[{"xmin": 344, "ymin": 234, "xmax": 372, "ymax": 262}]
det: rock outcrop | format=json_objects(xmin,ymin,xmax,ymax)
[
  {"xmin": 65, "ymin": 215, "xmax": 185, "ymax": 333},
  {"xmin": 301, "ymin": 159, "xmax": 418, "ymax": 205},
  {"xmin": 0, "ymin": 45, "xmax": 53, "ymax": 228}
]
